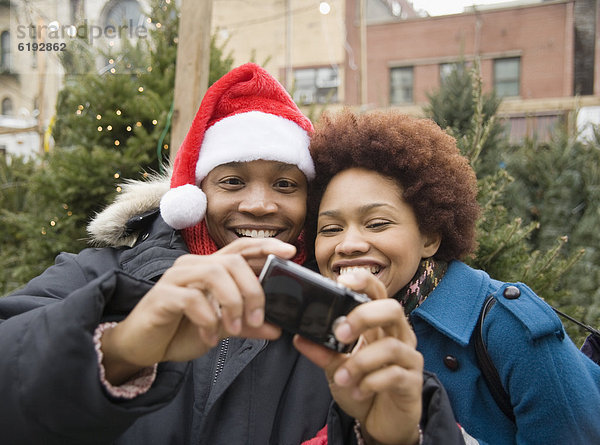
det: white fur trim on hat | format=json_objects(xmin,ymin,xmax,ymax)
[
  {"xmin": 195, "ymin": 111, "xmax": 315, "ymax": 184},
  {"xmin": 159, "ymin": 184, "xmax": 207, "ymax": 230}
]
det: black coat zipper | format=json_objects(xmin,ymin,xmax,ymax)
[{"xmin": 213, "ymin": 337, "xmax": 230, "ymax": 385}]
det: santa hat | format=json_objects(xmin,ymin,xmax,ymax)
[{"xmin": 160, "ymin": 63, "xmax": 315, "ymax": 230}]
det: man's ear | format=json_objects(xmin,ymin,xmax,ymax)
[{"xmin": 422, "ymin": 232, "xmax": 442, "ymax": 258}]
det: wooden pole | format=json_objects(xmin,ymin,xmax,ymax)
[
  {"xmin": 170, "ymin": 0, "xmax": 213, "ymax": 157},
  {"xmin": 359, "ymin": 0, "xmax": 367, "ymax": 107},
  {"xmin": 285, "ymin": 0, "xmax": 293, "ymax": 90},
  {"xmin": 36, "ymin": 17, "xmax": 47, "ymax": 154}
]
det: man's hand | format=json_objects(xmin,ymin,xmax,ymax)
[{"xmin": 100, "ymin": 238, "xmax": 296, "ymax": 384}]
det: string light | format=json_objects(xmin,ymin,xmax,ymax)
[
  {"xmin": 110, "ymin": 68, "xmax": 116, "ymax": 74},
  {"xmin": 126, "ymin": 125, "xmax": 132, "ymax": 131},
  {"xmin": 136, "ymin": 121, "xmax": 142, "ymax": 127},
  {"xmin": 156, "ymin": 23, "xmax": 162, "ymax": 28},
  {"xmin": 97, "ymin": 126, "xmax": 102, "ymax": 131},
  {"xmin": 114, "ymin": 173, "xmax": 120, "ymax": 179},
  {"xmin": 152, "ymin": 119, "xmax": 158, "ymax": 125},
  {"xmin": 96, "ymin": 114, "xmax": 102, "ymax": 120},
  {"xmin": 107, "ymin": 125, "xmax": 113, "ymax": 130},
  {"xmin": 76, "ymin": 110, "xmax": 82, "ymax": 115},
  {"xmin": 62, "ymin": 204, "xmax": 68, "ymax": 209},
  {"xmin": 41, "ymin": 228, "xmax": 46, "ymax": 235},
  {"xmin": 50, "ymin": 220, "xmax": 56, "ymax": 227},
  {"xmin": 319, "ymin": 2, "xmax": 331, "ymax": 15},
  {"xmin": 138, "ymin": 87, "xmax": 144, "ymax": 92},
  {"xmin": 67, "ymin": 211, "xmax": 72, "ymax": 216},
  {"xmin": 147, "ymin": 66, "xmax": 152, "ymax": 72},
  {"xmin": 116, "ymin": 110, "xmax": 121, "ymax": 115},
  {"xmin": 163, "ymin": 144, "xmax": 169, "ymax": 149},
  {"xmin": 116, "ymin": 186, "xmax": 122, "ymax": 192},
  {"xmin": 114, "ymin": 140, "xmax": 120, "ymax": 146},
  {"xmin": 78, "ymin": 105, "xmax": 83, "ymax": 110}
]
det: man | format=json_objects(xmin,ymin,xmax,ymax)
[{"xmin": 0, "ymin": 64, "xmax": 462, "ymax": 445}]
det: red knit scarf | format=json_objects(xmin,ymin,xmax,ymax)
[{"xmin": 182, "ymin": 220, "xmax": 307, "ymax": 266}]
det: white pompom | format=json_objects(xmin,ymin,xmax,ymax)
[{"xmin": 159, "ymin": 184, "xmax": 207, "ymax": 229}]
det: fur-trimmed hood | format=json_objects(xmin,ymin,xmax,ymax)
[{"xmin": 87, "ymin": 171, "xmax": 171, "ymax": 247}]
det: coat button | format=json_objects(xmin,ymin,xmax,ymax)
[
  {"xmin": 443, "ymin": 355, "xmax": 459, "ymax": 371},
  {"xmin": 503, "ymin": 286, "xmax": 521, "ymax": 299}
]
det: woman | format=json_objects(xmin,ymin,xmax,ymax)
[{"xmin": 305, "ymin": 109, "xmax": 600, "ymax": 445}]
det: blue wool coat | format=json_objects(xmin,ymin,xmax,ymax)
[{"xmin": 411, "ymin": 261, "xmax": 600, "ymax": 445}]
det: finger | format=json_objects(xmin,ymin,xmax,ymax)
[
  {"xmin": 179, "ymin": 287, "xmax": 223, "ymax": 333},
  {"xmin": 357, "ymin": 365, "xmax": 423, "ymax": 400},
  {"xmin": 187, "ymin": 265, "xmax": 247, "ymax": 336},
  {"xmin": 334, "ymin": 299, "xmax": 413, "ymax": 345},
  {"xmin": 333, "ymin": 337, "xmax": 424, "ymax": 387},
  {"xmin": 222, "ymin": 255, "xmax": 268, "ymax": 328},
  {"xmin": 165, "ymin": 257, "xmax": 259, "ymax": 335},
  {"xmin": 336, "ymin": 269, "xmax": 387, "ymax": 300},
  {"xmin": 240, "ymin": 322, "xmax": 282, "ymax": 340},
  {"xmin": 144, "ymin": 281, "xmax": 220, "ymax": 329},
  {"xmin": 217, "ymin": 237, "xmax": 297, "ymax": 262}
]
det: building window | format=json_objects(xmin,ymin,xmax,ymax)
[
  {"xmin": 105, "ymin": 0, "xmax": 144, "ymax": 27},
  {"xmin": 440, "ymin": 63, "xmax": 460, "ymax": 83},
  {"xmin": 292, "ymin": 67, "xmax": 338, "ymax": 105},
  {"xmin": 390, "ymin": 66, "xmax": 413, "ymax": 104},
  {"xmin": 2, "ymin": 97, "xmax": 13, "ymax": 116},
  {"xmin": 439, "ymin": 62, "xmax": 471, "ymax": 84},
  {"xmin": 1, "ymin": 31, "xmax": 10, "ymax": 71},
  {"xmin": 494, "ymin": 57, "xmax": 520, "ymax": 97}
]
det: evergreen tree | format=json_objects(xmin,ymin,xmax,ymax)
[
  {"xmin": 503, "ymin": 117, "xmax": 600, "ymax": 339},
  {"xmin": 0, "ymin": 0, "xmax": 234, "ymax": 295},
  {"xmin": 424, "ymin": 61, "xmax": 505, "ymax": 177},
  {"xmin": 424, "ymin": 64, "xmax": 590, "ymax": 344}
]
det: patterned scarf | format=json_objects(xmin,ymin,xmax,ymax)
[
  {"xmin": 392, "ymin": 258, "xmax": 448, "ymax": 315},
  {"xmin": 182, "ymin": 220, "xmax": 307, "ymax": 265}
]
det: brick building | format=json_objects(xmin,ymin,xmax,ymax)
[{"xmin": 343, "ymin": 0, "xmax": 600, "ymax": 142}]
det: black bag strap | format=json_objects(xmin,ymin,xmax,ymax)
[
  {"xmin": 550, "ymin": 306, "xmax": 600, "ymax": 339},
  {"xmin": 474, "ymin": 295, "xmax": 516, "ymax": 423},
  {"xmin": 474, "ymin": 294, "xmax": 600, "ymax": 424}
]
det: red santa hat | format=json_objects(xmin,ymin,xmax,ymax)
[{"xmin": 160, "ymin": 63, "xmax": 315, "ymax": 230}]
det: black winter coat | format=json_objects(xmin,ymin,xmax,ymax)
[{"xmin": 0, "ymin": 210, "xmax": 466, "ymax": 445}]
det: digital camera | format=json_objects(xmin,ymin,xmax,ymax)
[{"xmin": 258, "ymin": 254, "xmax": 370, "ymax": 353}]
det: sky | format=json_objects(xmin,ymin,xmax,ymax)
[{"xmin": 410, "ymin": 0, "xmax": 515, "ymax": 16}]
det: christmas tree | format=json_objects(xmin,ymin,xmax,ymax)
[{"xmin": 0, "ymin": 0, "xmax": 233, "ymax": 294}]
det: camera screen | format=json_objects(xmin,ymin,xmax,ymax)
[{"xmin": 263, "ymin": 270, "xmax": 337, "ymax": 339}]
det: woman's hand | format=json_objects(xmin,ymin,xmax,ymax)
[
  {"xmin": 100, "ymin": 238, "xmax": 296, "ymax": 384},
  {"xmin": 294, "ymin": 270, "xmax": 423, "ymax": 445}
]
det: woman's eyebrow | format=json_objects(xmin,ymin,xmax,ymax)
[{"xmin": 318, "ymin": 202, "xmax": 391, "ymax": 218}]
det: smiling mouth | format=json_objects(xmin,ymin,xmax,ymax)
[
  {"xmin": 234, "ymin": 228, "xmax": 279, "ymax": 238},
  {"xmin": 337, "ymin": 265, "xmax": 382, "ymax": 276}
]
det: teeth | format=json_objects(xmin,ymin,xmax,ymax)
[
  {"xmin": 339, "ymin": 265, "xmax": 381, "ymax": 275},
  {"xmin": 235, "ymin": 229, "xmax": 277, "ymax": 238}
]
